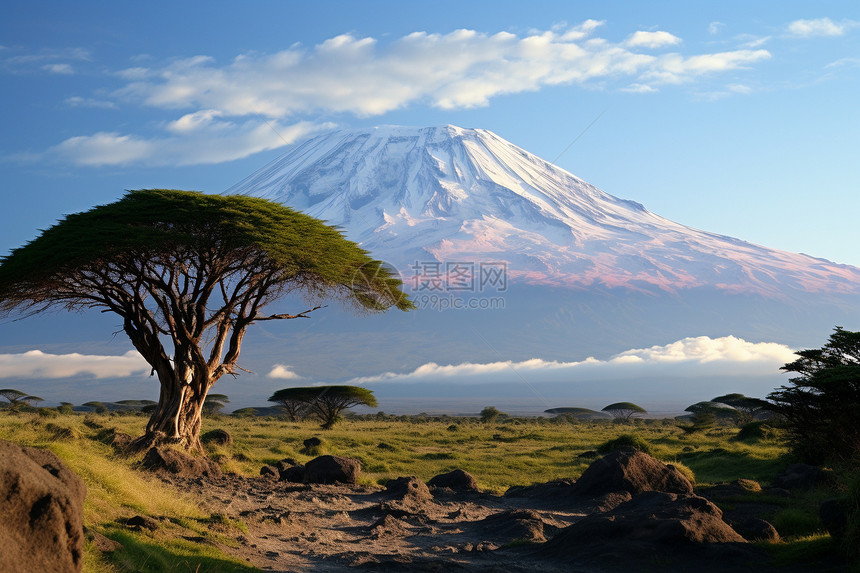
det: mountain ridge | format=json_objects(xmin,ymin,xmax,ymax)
[{"xmin": 228, "ymin": 124, "xmax": 860, "ymax": 298}]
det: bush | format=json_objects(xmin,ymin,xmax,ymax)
[
  {"xmin": 596, "ymin": 433, "xmax": 653, "ymax": 456},
  {"xmin": 668, "ymin": 461, "xmax": 696, "ymax": 485},
  {"xmin": 734, "ymin": 421, "xmax": 779, "ymax": 442}
]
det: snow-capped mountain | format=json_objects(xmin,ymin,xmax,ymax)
[{"xmin": 228, "ymin": 125, "xmax": 860, "ymax": 297}]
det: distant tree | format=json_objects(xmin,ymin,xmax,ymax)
[
  {"xmin": 269, "ymin": 394, "xmax": 310, "ymax": 422},
  {"xmin": 0, "ymin": 388, "xmax": 43, "ymax": 412},
  {"xmin": 114, "ymin": 399, "xmax": 157, "ymax": 412},
  {"xmin": 711, "ymin": 393, "xmax": 769, "ymax": 425},
  {"xmin": 544, "ymin": 407, "xmax": 609, "ymax": 420},
  {"xmin": 83, "ymin": 401, "xmax": 109, "ymax": 414},
  {"xmin": 203, "ymin": 394, "xmax": 230, "ymax": 414},
  {"xmin": 268, "ymin": 385, "xmax": 377, "ymax": 429},
  {"xmin": 601, "ymin": 402, "xmax": 647, "ymax": 421},
  {"xmin": 0, "ymin": 190, "xmax": 411, "ymax": 453},
  {"xmin": 57, "ymin": 402, "xmax": 75, "ymax": 414},
  {"xmin": 480, "ymin": 406, "xmax": 504, "ymax": 424},
  {"xmin": 768, "ymin": 327, "xmax": 860, "ymax": 464}
]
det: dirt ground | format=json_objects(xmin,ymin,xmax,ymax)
[{"xmin": 148, "ymin": 472, "xmax": 846, "ymax": 573}]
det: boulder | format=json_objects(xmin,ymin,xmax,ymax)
[
  {"xmin": 141, "ymin": 447, "xmax": 222, "ymax": 478},
  {"xmin": 85, "ymin": 528, "xmax": 123, "ymax": 553},
  {"xmin": 0, "ymin": 439, "xmax": 86, "ymax": 573},
  {"xmin": 304, "ymin": 455, "xmax": 360, "ymax": 484},
  {"xmin": 384, "ymin": 476, "xmax": 432, "ymax": 505},
  {"xmin": 125, "ymin": 515, "xmax": 160, "ymax": 531},
  {"xmin": 260, "ymin": 465, "xmax": 279, "ymax": 478},
  {"xmin": 571, "ymin": 449, "xmax": 693, "ymax": 498},
  {"xmin": 427, "ymin": 469, "xmax": 479, "ymax": 492},
  {"xmin": 545, "ymin": 491, "xmax": 744, "ymax": 550},
  {"xmin": 278, "ymin": 463, "xmax": 306, "ymax": 483},
  {"xmin": 732, "ymin": 518, "xmax": 779, "ymax": 542},
  {"xmin": 480, "ymin": 509, "xmax": 549, "ymax": 542},
  {"xmin": 303, "ymin": 437, "xmax": 323, "ymax": 449},
  {"xmin": 200, "ymin": 429, "xmax": 233, "ymax": 446}
]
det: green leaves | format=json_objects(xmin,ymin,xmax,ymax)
[{"xmin": 0, "ymin": 189, "xmax": 413, "ymax": 313}]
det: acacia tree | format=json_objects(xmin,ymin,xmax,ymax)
[
  {"xmin": 768, "ymin": 327, "xmax": 860, "ymax": 463},
  {"xmin": 0, "ymin": 190, "xmax": 411, "ymax": 452},
  {"xmin": 268, "ymin": 385, "xmax": 377, "ymax": 429},
  {"xmin": 0, "ymin": 388, "xmax": 43, "ymax": 411},
  {"xmin": 601, "ymin": 401, "xmax": 647, "ymax": 421},
  {"xmin": 711, "ymin": 393, "xmax": 768, "ymax": 425}
]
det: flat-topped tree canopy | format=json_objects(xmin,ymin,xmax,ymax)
[{"xmin": 0, "ymin": 189, "xmax": 411, "ymax": 452}]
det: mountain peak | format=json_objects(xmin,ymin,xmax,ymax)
[{"xmin": 229, "ymin": 125, "xmax": 860, "ymax": 296}]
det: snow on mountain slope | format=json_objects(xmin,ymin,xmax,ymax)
[{"xmin": 228, "ymin": 125, "xmax": 860, "ymax": 296}]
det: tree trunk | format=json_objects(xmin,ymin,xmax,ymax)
[{"xmin": 132, "ymin": 372, "xmax": 211, "ymax": 454}]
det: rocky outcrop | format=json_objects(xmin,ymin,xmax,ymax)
[
  {"xmin": 539, "ymin": 491, "xmax": 746, "ymax": 567},
  {"xmin": 0, "ymin": 439, "xmax": 86, "ymax": 573},
  {"xmin": 427, "ymin": 469, "xmax": 479, "ymax": 492},
  {"xmin": 141, "ymin": 446, "xmax": 222, "ymax": 478},
  {"xmin": 571, "ymin": 449, "xmax": 694, "ymax": 497},
  {"xmin": 304, "ymin": 455, "xmax": 360, "ymax": 484}
]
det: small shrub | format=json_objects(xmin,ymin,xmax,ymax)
[
  {"xmin": 773, "ymin": 508, "xmax": 823, "ymax": 538},
  {"xmin": 377, "ymin": 442, "xmax": 396, "ymax": 451},
  {"xmin": 446, "ymin": 424, "xmax": 459, "ymax": 432},
  {"xmin": 667, "ymin": 461, "xmax": 696, "ymax": 485},
  {"xmin": 596, "ymin": 433, "xmax": 653, "ymax": 456},
  {"xmin": 734, "ymin": 421, "xmax": 779, "ymax": 442}
]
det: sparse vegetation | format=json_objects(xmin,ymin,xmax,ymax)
[{"xmin": 601, "ymin": 401, "xmax": 647, "ymax": 421}]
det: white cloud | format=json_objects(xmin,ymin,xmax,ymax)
[
  {"xmin": 42, "ymin": 63, "xmax": 74, "ymax": 75},
  {"xmin": 709, "ymin": 22, "xmax": 725, "ymax": 36},
  {"xmin": 39, "ymin": 22, "xmax": 774, "ymax": 167},
  {"xmin": 65, "ymin": 96, "xmax": 118, "ymax": 109},
  {"xmin": 0, "ymin": 350, "xmax": 148, "ymax": 379},
  {"xmin": 51, "ymin": 119, "xmax": 333, "ymax": 166},
  {"xmin": 348, "ymin": 336, "xmax": 796, "ymax": 385},
  {"xmin": 626, "ymin": 31, "xmax": 681, "ymax": 49},
  {"xmin": 787, "ymin": 18, "xmax": 855, "ymax": 38},
  {"xmin": 112, "ymin": 24, "xmax": 768, "ymax": 116},
  {"xmin": 267, "ymin": 364, "xmax": 303, "ymax": 379},
  {"xmin": 641, "ymin": 49, "xmax": 771, "ymax": 84}
]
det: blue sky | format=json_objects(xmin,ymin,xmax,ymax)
[
  {"xmin": 2, "ymin": 1, "xmax": 859, "ymax": 266},
  {"xmin": 1, "ymin": 1, "xmax": 858, "ymax": 408}
]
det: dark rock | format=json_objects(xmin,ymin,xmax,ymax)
[
  {"xmin": 544, "ymin": 491, "xmax": 745, "ymax": 552},
  {"xmin": 141, "ymin": 446, "xmax": 222, "ymax": 478},
  {"xmin": 384, "ymin": 476, "xmax": 432, "ymax": 504},
  {"xmin": 278, "ymin": 463, "xmax": 306, "ymax": 483},
  {"xmin": 819, "ymin": 498, "xmax": 849, "ymax": 540},
  {"xmin": 0, "ymin": 439, "xmax": 86, "ymax": 573},
  {"xmin": 732, "ymin": 518, "xmax": 779, "ymax": 542},
  {"xmin": 480, "ymin": 509, "xmax": 549, "ymax": 542},
  {"xmin": 773, "ymin": 463, "xmax": 830, "ymax": 489},
  {"xmin": 304, "ymin": 455, "xmax": 360, "ymax": 484},
  {"xmin": 571, "ymin": 449, "xmax": 693, "ymax": 498},
  {"xmin": 427, "ymin": 469, "xmax": 479, "ymax": 492},
  {"xmin": 260, "ymin": 465, "xmax": 279, "ymax": 478},
  {"xmin": 370, "ymin": 514, "xmax": 409, "ymax": 538},
  {"xmin": 125, "ymin": 515, "xmax": 159, "ymax": 531},
  {"xmin": 505, "ymin": 478, "xmax": 575, "ymax": 499},
  {"xmin": 303, "ymin": 437, "xmax": 323, "ymax": 449},
  {"xmin": 200, "ymin": 429, "xmax": 233, "ymax": 446},
  {"xmin": 85, "ymin": 529, "xmax": 123, "ymax": 553}
]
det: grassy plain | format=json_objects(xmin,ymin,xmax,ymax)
[{"xmin": 0, "ymin": 409, "xmax": 845, "ymax": 572}]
